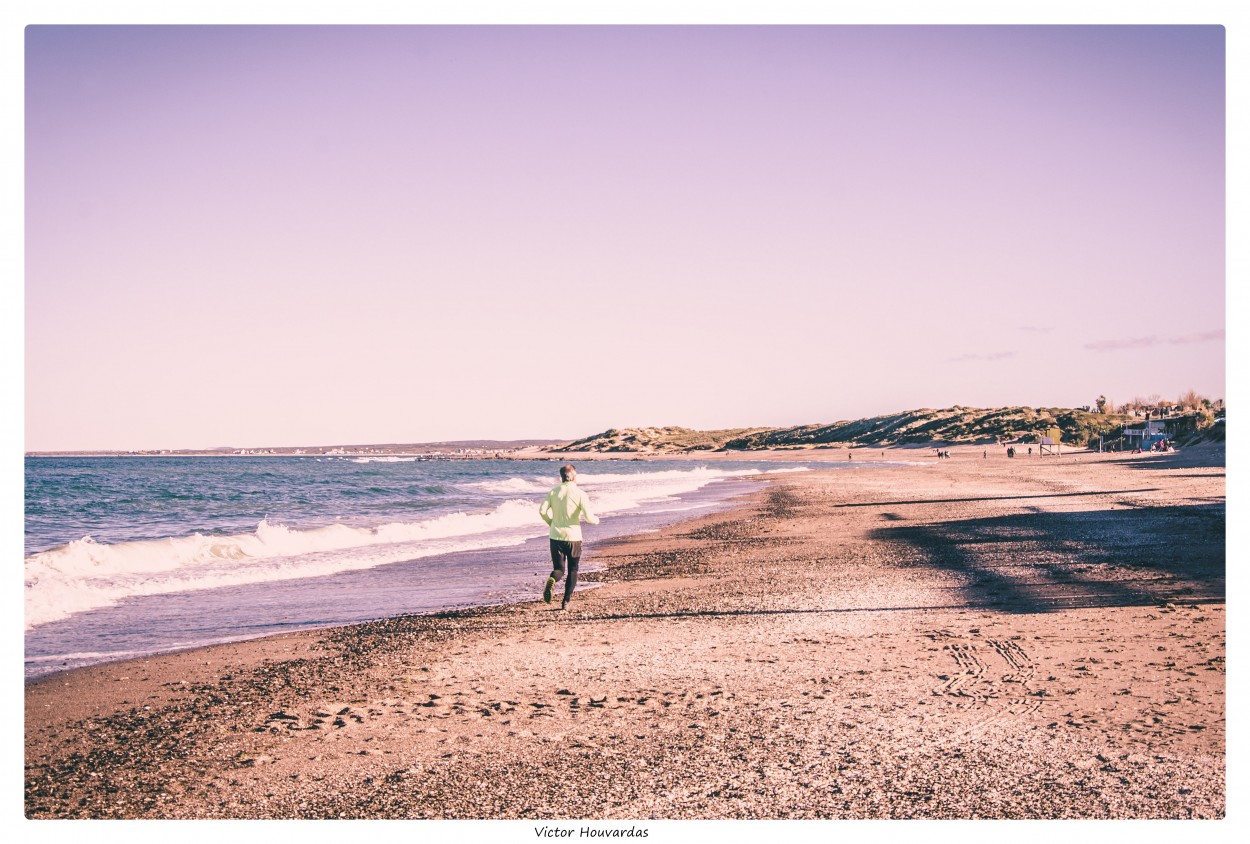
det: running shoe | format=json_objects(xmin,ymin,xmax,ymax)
[{"xmin": 542, "ymin": 576, "xmax": 556, "ymax": 604}]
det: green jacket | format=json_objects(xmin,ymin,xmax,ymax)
[{"xmin": 539, "ymin": 481, "xmax": 599, "ymax": 541}]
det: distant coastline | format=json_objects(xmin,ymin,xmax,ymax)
[
  {"xmin": 29, "ymin": 401, "xmax": 1221, "ymax": 458},
  {"xmin": 24, "ymin": 440, "xmax": 565, "ymax": 458}
]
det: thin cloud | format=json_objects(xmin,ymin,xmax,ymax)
[
  {"xmin": 1085, "ymin": 336, "xmax": 1162, "ymax": 351},
  {"xmin": 949, "ymin": 351, "xmax": 1017, "ymax": 362},
  {"xmin": 1019, "ymin": 325, "xmax": 1054, "ymax": 333},
  {"xmin": 1085, "ymin": 328, "xmax": 1224, "ymax": 352},
  {"xmin": 1169, "ymin": 329, "xmax": 1225, "ymax": 345}
]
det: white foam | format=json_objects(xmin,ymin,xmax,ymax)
[
  {"xmin": 25, "ymin": 649, "xmax": 150, "ymax": 664},
  {"xmin": 24, "ymin": 499, "xmax": 542, "ymax": 629},
  {"xmin": 27, "ymin": 633, "xmax": 282, "ymax": 671},
  {"xmin": 467, "ymin": 464, "xmax": 792, "ymax": 500},
  {"xmin": 575, "ymin": 466, "xmax": 753, "ymax": 485},
  {"xmin": 577, "ymin": 465, "xmax": 764, "ymax": 514},
  {"xmin": 466, "ymin": 476, "xmax": 552, "ymax": 494}
]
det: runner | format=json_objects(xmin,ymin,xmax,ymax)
[{"xmin": 539, "ymin": 463, "xmax": 600, "ymax": 610}]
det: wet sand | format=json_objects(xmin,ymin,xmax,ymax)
[{"xmin": 24, "ymin": 444, "xmax": 1225, "ymax": 819}]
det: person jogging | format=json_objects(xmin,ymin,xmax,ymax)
[{"xmin": 539, "ymin": 463, "xmax": 599, "ymax": 610}]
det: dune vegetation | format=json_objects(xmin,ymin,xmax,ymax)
[{"xmin": 551, "ymin": 406, "xmax": 1150, "ymax": 453}]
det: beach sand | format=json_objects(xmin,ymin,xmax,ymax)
[{"xmin": 24, "ymin": 444, "xmax": 1225, "ymax": 820}]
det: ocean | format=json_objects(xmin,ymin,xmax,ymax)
[{"xmin": 24, "ymin": 455, "xmax": 834, "ymax": 679}]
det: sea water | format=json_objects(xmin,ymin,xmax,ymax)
[{"xmin": 25, "ymin": 455, "xmax": 829, "ymax": 678}]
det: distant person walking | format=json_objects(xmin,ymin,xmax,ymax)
[{"xmin": 539, "ymin": 463, "xmax": 599, "ymax": 610}]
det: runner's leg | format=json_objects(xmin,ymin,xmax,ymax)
[
  {"xmin": 564, "ymin": 557, "xmax": 579, "ymax": 602},
  {"xmin": 549, "ymin": 539, "xmax": 568, "ymax": 583},
  {"xmin": 562, "ymin": 541, "xmax": 582, "ymax": 604}
]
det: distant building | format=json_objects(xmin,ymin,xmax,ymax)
[{"xmin": 1119, "ymin": 414, "xmax": 1198, "ymax": 449}]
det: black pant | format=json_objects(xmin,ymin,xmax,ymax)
[{"xmin": 549, "ymin": 539, "xmax": 582, "ymax": 602}]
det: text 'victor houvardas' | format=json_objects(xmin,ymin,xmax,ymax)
[{"xmin": 534, "ymin": 826, "xmax": 650, "ymax": 838}]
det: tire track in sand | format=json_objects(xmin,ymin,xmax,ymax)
[{"xmin": 927, "ymin": 630, "xmax": 1043, "ymax": 746}]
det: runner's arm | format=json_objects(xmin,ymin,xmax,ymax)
[{"xmin": 580, "ymin": 491, "xmax": 600, "ymax": 525}]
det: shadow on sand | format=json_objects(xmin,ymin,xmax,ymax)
[
  {"xmin": 539, "ymin": 499, "xmax": 1224, "ymax": 627},
  {"xmin": 831, "ymin": 489, "xmax": 1161, "ymax": 509},
  {"xmin": 1101, "ymin": 447, "xmax": 1225, "ymax": 472},
  {"xmin": 869, "ymin": 502, "xmax": 1224, "ymax": 614}
]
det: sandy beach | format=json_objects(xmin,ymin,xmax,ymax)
[{"xmin": 24, "ymin": 444, "xmax": 1225, "ymax": 820}]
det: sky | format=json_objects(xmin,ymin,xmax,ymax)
[{"xmin": 22, "ymin": 22, "xmax": 1229, "ymax": 451}]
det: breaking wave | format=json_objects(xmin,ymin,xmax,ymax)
[
  {"xmin": 24, "ymin": 499, "xmax": 540, "ymax": 629},
  {"xmin": 25, "ymin": 462, "xmax": 810, "ymax": 631}
]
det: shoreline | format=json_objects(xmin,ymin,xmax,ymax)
[
  {"xmin": 21, "ymin": 479, "xmax": 769, "ymax": 691},
  {"xmin": 25, "ymin": 444, "xmax": 1225, "ymax": 819},
  {"xmin": 16, "ymin": 448, "xmax": 972, "ymax": 679},
  {"xmin": 24, "ymin": 459, "xmax": 808, "ymax": 679}
]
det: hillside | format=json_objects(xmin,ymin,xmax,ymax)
[
  {"xmin": 553, "ymin": 426, "xmax": 771, "ymax": 453},
  {"xmin": 548, "ymin": 407, "xmax": 1136, "ymax": 453}
]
